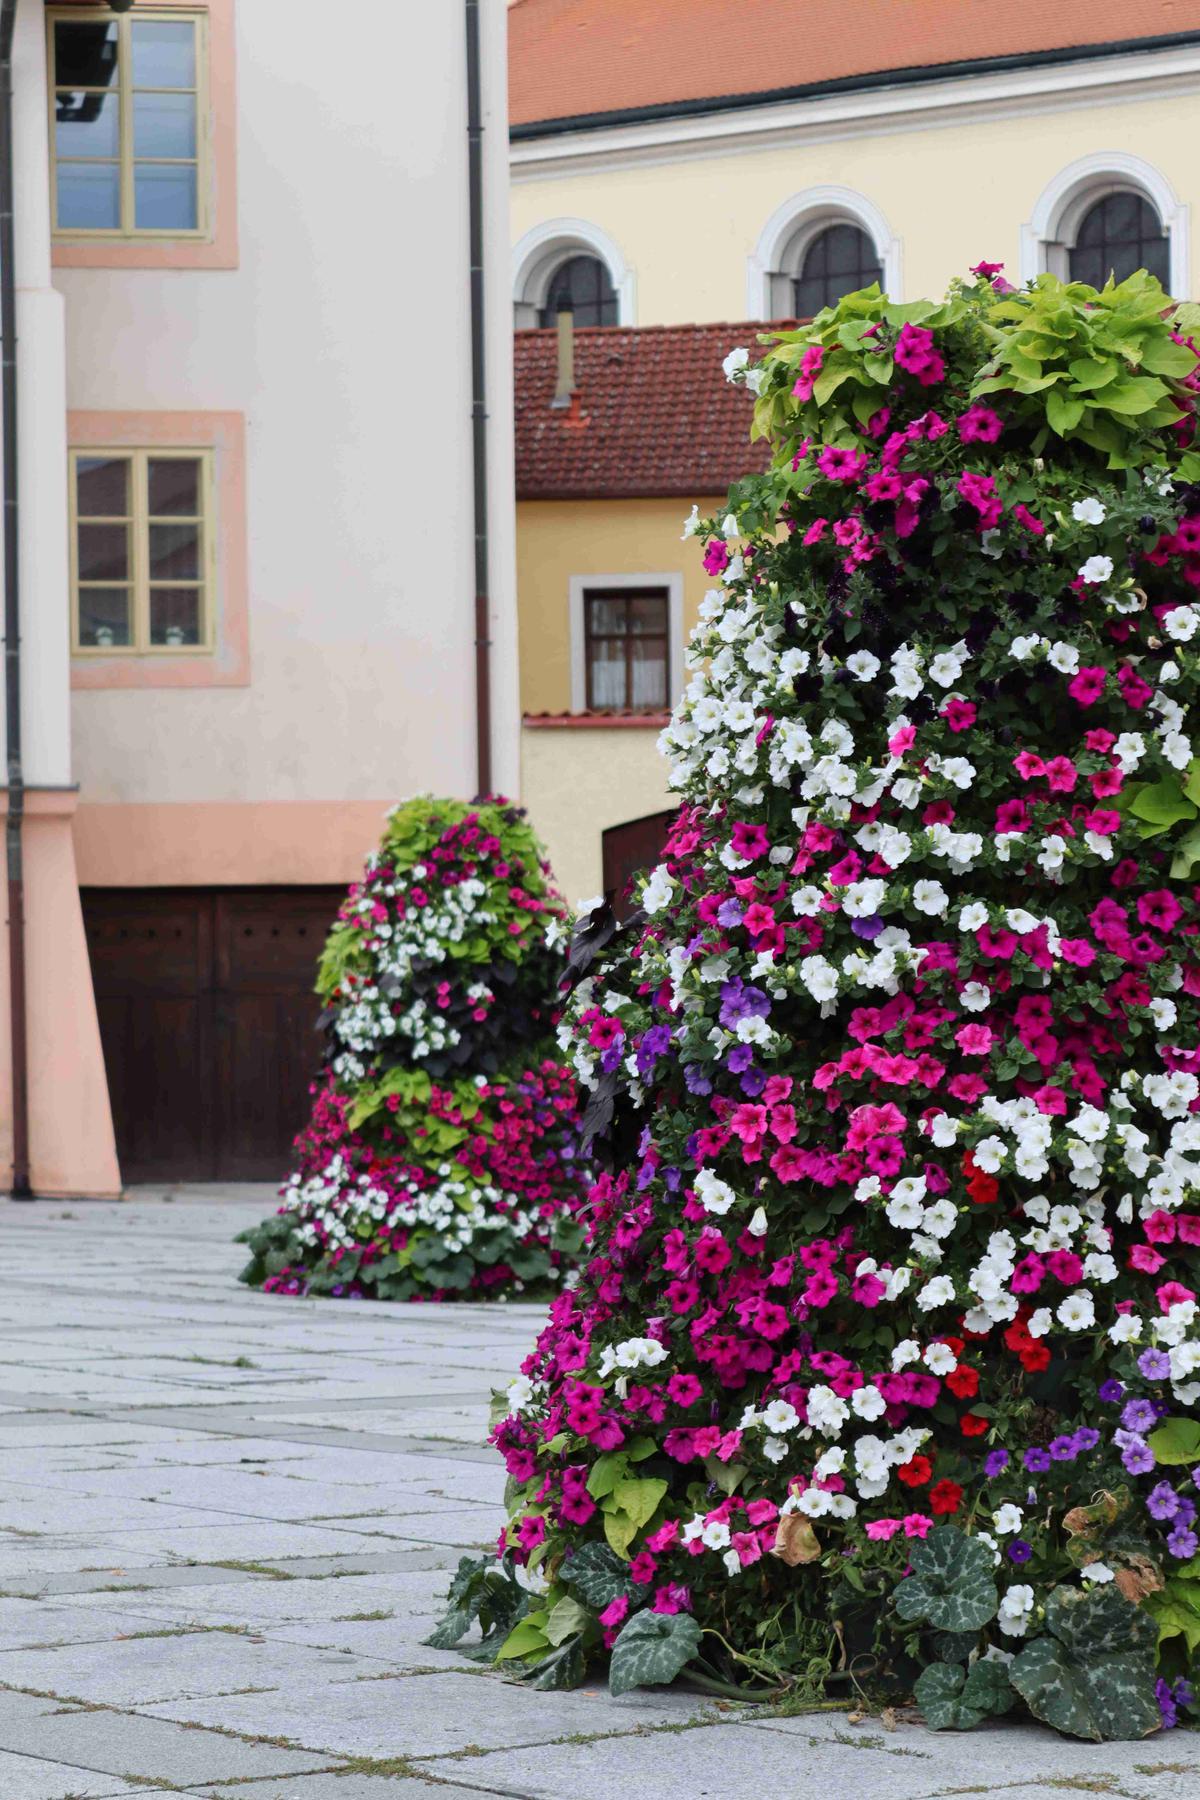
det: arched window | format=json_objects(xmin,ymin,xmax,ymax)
[
  {"xmin": 1068, "ymin": 191, "xmax": 1170, "ymax": 289},
  {"xmin": 794, "ymin": 223, "xmax": 883, "ymax": 318},
  {"xmin": 537, "ymin": 254, "xmax": 618, "ymax": 329}
]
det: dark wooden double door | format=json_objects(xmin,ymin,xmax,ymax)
[{"xmin": 82, "ymin": 888, "xmax": 343, "ymax": 1183}]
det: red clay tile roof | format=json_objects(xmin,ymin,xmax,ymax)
[
  {"xmin": 509, "ymin": 0, "xmax": 1200, "ymax": 130},
  {"xmin": 514, "ymin": 321, "xmax": 771, "ymax": 500}
]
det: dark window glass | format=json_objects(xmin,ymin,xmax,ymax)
[
  {"xmin": 54, "ymin": 20, "xmax": 118, "ymax": 90},
  {"xmin": 1068, "ymin": 192, "xmax": 1170, "ymax": 289},
  {"xmin": 793, "ymin": 223, "xmax": 882, "ymax": 318},
  {"xmin": 584, "ymin": 588, "xmax": 669, "ymax": 712},
  {"xmin": 538, "ymin": 255, "xmax": 618, "ymax": 329}
]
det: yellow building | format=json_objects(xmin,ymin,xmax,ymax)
[{"xmin": 508, "ymin": 0, "xmax": 1200, "ymax": 898}]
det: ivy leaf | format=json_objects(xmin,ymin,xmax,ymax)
[
  {"xmin": 914, "ymin": 1658, "xmax": 1015, "ymax": 1731},
  {"xmin": 608, "ymin": 1610, "xmax": 703, "ymax": 1698},
  {"xmin": 893, "ymin": 1528, "xmax": 999, "ymax": 1633},
  {"xmin": 561, "ymin": 1540, "xmax": 638, "ymax": 1611},
  {"xmin": 1009, "ymin": 1585, "xmax": 1160, "ymax": 1743},
  {"xmin": 1147, "ymin": 1416, "xmax": 1200, "ymax": 1465}
]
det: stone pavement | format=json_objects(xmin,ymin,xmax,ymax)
[{"xmin": 0, "ymin": 1189, "xmax": 1196, "ymax": 1800}]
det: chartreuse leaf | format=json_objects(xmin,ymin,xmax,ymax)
[
  {"xmin": 893, "ymin": 1529, "xmax": 999, "ymax": 1633},
  {"xmin": 1144, "ymin": 1578, "xmax": 1200, "ymax": 1654},
  {"xmin": 1009, "ymin": 1585, "xmax": 1159, "ymax": 1742},
  {"xmin": 915, "ymin": 1658, "xmax": 1016, "ymax": 1730},
  {"xmin": 608, "ymin": 1609, "xmax": 703, "ymax": 1697},
  {"xmin": 612, "ymin": 1477, "xmax": 667, "ymax": 1530},
  {"xmin": 561, "ymin": 1540, "xmax": 637, "ymax": 1610},
  {"xmin": 545, "ymin": 1595, "xmax": 591, "ymax": 1647},
  {"xmin": 496, "ymin": 1612, "xmax": 550, "ymax": 1662},
  {"xmin": 587, "ymin": 1452, "xmax": 628, "ymax": 1500},
  {"xmin": 1148, "ymin": 1416, "xmax": 1200, "ymax": 1465}
]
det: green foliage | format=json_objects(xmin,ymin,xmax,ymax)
[
  {"xmin": 561, "ymin": 1540, "xmax": 638, "ymax": 1612},
  {"xmin": 423, "ymin": 1555, "xmax": 526, "ymax": 1652},
  {"xmin": 1147, "ymin": 1416, "xmax": 1200, "ymax": 1466},
  {"xmin": 608, "ymin": 1609, "xmax": 703, "ymax": 1697},
  {"xmin": 1008, "ymin": 1584, "xmax": 1160, "ymax": 1742},
  {"xmin": 892, "ymin": 1529, "xmax": 999, "ymax": 1634},
  {"xmin": 914, "ymin": 1658, "xmax": 1016, "ymax": 1730},
  {"xmin": 753, "ymin": 269, "xmax": 1200, "ymax": 476},
  {"xmin": 1143, "ymin": 1567, "xmax": 1200, "ymax": 1657}
]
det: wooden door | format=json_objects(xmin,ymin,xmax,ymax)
[
  {"xmin": 82, "ymin": 887, "xmax": 342, "ymax": 1184},
  {"xmin": 601, "ymin": 810, "xmax": 676, "ymax": 919}
]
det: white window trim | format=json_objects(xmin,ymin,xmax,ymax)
[
  {"xmin": 569, "ymin": 571, "xmax": 683, "ymax": 715},
  {"xmin": 747, "ymin": 185, "xmax": 902, "ymax": 318},
  {"xmin": 1020, "ymin": 152, "xmax": 1190, "ymax": 296},
  {"xmin": 512, "ymin": 216, "xmax": 635, "ymax": 326}
]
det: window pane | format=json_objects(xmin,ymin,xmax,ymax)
[
  {"xmin": 131, "ymin": 20, "xmax": 196, "ymax": 89},
  {"xmin": 78, "ymin": 588, "xmax": 131, "ymax": 648},
  {"xmin": 76, "ymin": 456, "xmax": 130, "ymax": 518},
  {"xmin": 56, "ymin": 162, "xmax": 120, "ymax": 230},
  {"xmin": 630, "ymin": 641, "xmax": 667, "ymax": 710},
  {"xmin": 148, "ymin": 522, "xmax": 200, "ymax": 580},
  {"xmin": 133, "ymin": 91, "xmax": 196, "ymax": 159},
  {"xmin": 587, "ymin": 638, "xmax": 627, "ymax": 709},
  {"xmin": 794, "ymin": 224, "xmax": 882, "ymax": 317},
  {"xmin": 538, "ymin": 255, "xmax": 618, "ymax": 329},
  {"xmin": 54, "ymin": 20, "xmax": 118, "ymax": 90},
  {"xmin": 587, "ymin": 597, "xmax": 627, "ymax": 637},
  {"xmin": 134, "ymin": 163, "xmax": 197, "ymax": 229},
  {"xmin": 147, "ymin": 457, "xmax": 200, "ymax": 516},
  {"xmin": 55, "ymin": 91, "xmax": 119, "ymax": 158},
  {"xmin": 77, "ymin": 523, "xmax": 129, "ymax": 582},
  {"xmin": 630, "ymin": 596, "xmax": 668, "ymax": 635},
  {"xmin": 150, "ymin": 587, "xmax": 202, "ymax": 646},
  {"xmin": 1069, "ymin": 193, "xmax": 1169, "ymax": 290}
]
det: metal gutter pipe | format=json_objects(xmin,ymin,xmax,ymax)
[
  {"xmin": 0, "ymin": 0, "xmax": 30, "ymax": 1199},
  {"xmin": 465, "ymin": 0, "xmax": 492, "ymax": 798}
]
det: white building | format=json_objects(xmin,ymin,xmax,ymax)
[{"xmin": 1, "ymin": 0, "xmax": 518, "ymax": 1195}]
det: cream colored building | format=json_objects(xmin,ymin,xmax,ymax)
[
  {"xmin": 2, "ymin": 0, "xmax": 517, "ymax": 1195},
  {"xmin": 507, "ymin": 0, "xmax": 1200, "ymax": 895}
]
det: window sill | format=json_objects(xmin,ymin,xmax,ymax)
[{"xmin": 53, "ymin": 236, "xmax": 237, "ymax": 272}]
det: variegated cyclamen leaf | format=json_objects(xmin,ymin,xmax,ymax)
[
  {"xmin": 915, "ymin": 1658, "xmax": 1015, "ymax": 1731},
  {"xmin": 1010, "ymin": 1587, "xmax": 1160, "ymax": 1742},
  {"xmin": 893, "ymin": 1529, "xmax": 998, "ymax": 1632},
  {"xmin": 608, "ymin": 1610, "xmax": 702, "ymax": 1698},
  {"xmin": 562, "ymin": 1540, "xmax": 638, "ymax": 1611},
  {"xmin": 521, "ymin": 1634, "xmax": 588, "ymax": 1691}
]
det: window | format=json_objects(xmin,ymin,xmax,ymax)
[
  {"xmin": 538, "ymin": 255, "xmax": 618, "ymax": 329},
  {"xmin": 48, "ymin": 6, "xmax": 206, "ymax": 236},
  {"xmin": 793, "ymin": 223, "xmax": 883, "ymax": 317},
  {"xmin": 1068, "ymin": 192, "xmax": 1170, "ymax": 289},
  {"xmin": 583, "ymin": 588, "xmax": 669, "ymax": 711},
  {"xmin": 70, "ymin": 448, "xmax": 213, "ymax": 653}
]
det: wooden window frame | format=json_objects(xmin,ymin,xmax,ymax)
[
  {"xmin": 70, "ymin": 446, "xmax": 216, "ymax": 657},
  {"xmin": 582, "ymin": 585, "xmax": 670, "ymax": 714},
  {"xmin": 47, "ymin": 4, "xmax": 209, "ymax": 241}
]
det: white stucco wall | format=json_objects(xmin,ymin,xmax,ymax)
[{"xmin": 57, "ymin": 0, "xmax": 517, "ymax": 808}]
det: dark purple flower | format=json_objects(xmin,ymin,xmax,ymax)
[
  {"xmin": 1174, "ymin": 1496, "xmax": 1197, "ymax": 1529},
  {"xmin": 739, "ymin": 1066, "xmax": 767, "ymax": 1097},
  {"xmin": 1097, "ymin": 1379, "xmax": 1124, "ymax": 1403},
  {"xmin": 1072, "ymin": 1428, "xmax": 1100, "ymax": 1452},
  {"xmin": 1147, "ymin": 1481, "xmax": 1180, "ymax": 1522},
  {"xmin": 1138, "ymin": 1348, "xmax": 1171, "ymax": 1380},
  {"xmin": 1193, "ymin": 1465, "xmax": 1200, "ymax": 1492},
  {"xmin": 1023, "ymin": 1448, "xmax": 1052, "ymax": 1473},
  {"xmin": 1049, "ymin": 1435, "xmax": 1078, "ymax": 1462},
  {"xmin": 718, "ymin": 979, "xmax": 770, "ymax": 1030},
  {"xmin": 1007, "ymin": 1539, "xmax": 1032, "ymax": 1563},
  {"xmin": 983, "ymin": 1449, "xmax": 1009, "ymax": 1477},
  {"xmin": 684, "ymin": 1064, "xmax": 712, "ymax": 1096},
  {"xmin": 727, "ymin": 1043, "xmax": 754, "ymax": 1074},
  {"xmin": 636, "ymin": 1024, "xmax": 673, "ymax": 1078},
  {"xmin": 1158, "ymin": 1677, "xmax": 1180, "ymax": 1730},
  {"xmin": 851, "ymin": 914, "xmax": 886, "ymax": 940}
]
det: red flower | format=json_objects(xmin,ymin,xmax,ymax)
[
  {"xmin": 960, "ymin": 1412, "xmax": 989, "ymax": 1437},
  {"xmin": 897, "ymin": 1455, "xmax": 933, "ymax": 1487},
  {"xmin": 929, "ymin": 1479, "xmax": 963, "ymax": 1514},
  {"xmin": 946, "ymin": 1364, "xmax": 979, "ymax": 1400}
]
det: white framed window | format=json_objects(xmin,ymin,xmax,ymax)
[
  {"xmin": 70, "ymin": 447, "xmax": 215, "ymax": 654},
  {"xmin": 569, "ymin": 573, "xmax": 683, "ymax": 715},
  {"xmin": 513, "ymin": 218, "xmax": 634, "ymax": 328},
  {"xmin": 48, "ymin": 4, "xmax": 208, "ymax": 238},
  {"xmin": 1022, "ymin": 154, "xmax": 1189, "ymax": 297},
  {"xmin": 748, "ymin": 186, "xmax": 900, "ymax": 320}
]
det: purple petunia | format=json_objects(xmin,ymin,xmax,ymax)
[
  {"xmin": 1049, "ymin": 1435, "xmax": 1078, "ymax": 1461},
  {"xmin": 984, "ymin": 1449, "xmax": 1010, "ymax": 1477},
  {"xmin": 1167, "ymin": 1524, "xmax": 1199, "ymax": 1559},
  {"xmin": 1023, "ymin": 1447, "xmax": 1052, "ymax": 1473},
  {"xmin": 1007, "ymin": 1539, "xmax": 1032, "ymax": 1563},
  {"xmin": 1121, "ymin": 1398, "xmax": 1158, "ymax": 1434},
  {"xmin": 1097, "ymin": 1379, "xmax": 1125, "ymax": 1403},
  {"xmin": 1138, "ymin": 1348, "xmax": 1171, "ymax": 1380},
  {"xmin": 1121, "ymin": 1437, "xmax": 1156, "ymax": 1476},
  {"xmin": 1147, "ymin": 1481, "xmax": 1180, "ymax": 1522},
  {"xmin": 716, "ymin": 898, "xmax": 744, "ymax": 929},
  {"xmin": 718, "ymin": 979, "xmax": 770, "ymax": 1030}
]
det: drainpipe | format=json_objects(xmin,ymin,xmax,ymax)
[
  {"xmin": 465, "ymin": 0, "xmax": 491, "ymax": 798},
  {"xmin": 0, "ymin": 0, "xmax": 30, "ymax": 1200}
]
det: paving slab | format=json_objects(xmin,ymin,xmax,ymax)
[
  {"xmin": 0, "ymin": 1750, "xmax": 152, "ymax": 1799},
  {"xmin": 0, "ymin": 1628, "xmax": 367, "ymax": 1705},
  {"xmin": 198, "ymin": 1777, "xmax": 514, "ymax": 1800}
]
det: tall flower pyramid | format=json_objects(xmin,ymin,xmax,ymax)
[
  {"xmin": 238, "ymin": 796, "xmax": 585, "ymax": 1301},
  {"xmin": 439, "ymin": 272, "xmax": 1200, "ymax": 1738}
]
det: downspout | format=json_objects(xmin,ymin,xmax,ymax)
[
  {"xmin": 0, "ymin": 0, "xmax": 30, "ymax": 1200},
  {"xmin": 465, "ymin": 0, "xmax": 491, "ymax": 797}
]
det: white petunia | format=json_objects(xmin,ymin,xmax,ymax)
[
  {"xmin": 722, "ymin": 347, "xmax": 749, "ymax": 381},
  {"xmin": 1072, "ymin": 497, "xmax": 1107, "ymax": 525},
  {"xmin": 912, "ymin": 879, "xmax": 949, "ymax": 917},
  {"xmin": 1078, "ymin": 554, "xmax": 1114, "ymax": 585},
  {"xmin": 846, "ymin": 650, "xmax": 881, "ymax": 681}
]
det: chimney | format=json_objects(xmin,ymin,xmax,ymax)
[{"xmin": 551, "ymin": 305, "xmax": 575, "ymax": 409}]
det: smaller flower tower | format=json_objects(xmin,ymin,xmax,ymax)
[{"xmin": 238, "ymin": 796, "xmax": 585, "ymax": 1301}]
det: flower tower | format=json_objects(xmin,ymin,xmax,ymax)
[
  {"xmin": 238, "ymin": 796, "xmax": 585, "ymax": 1301},
  {"xmin": 436, "ymin": 272, "xmax": 1200, "ymax": 1737}
]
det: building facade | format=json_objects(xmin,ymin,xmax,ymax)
[
  {"xmin": 2, "ymin": 0, "xmax": 518, "ymax": 1195},
  {"xmin": 506, "ymin": 0, "xmax": 1200, "ymax": 900}
]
